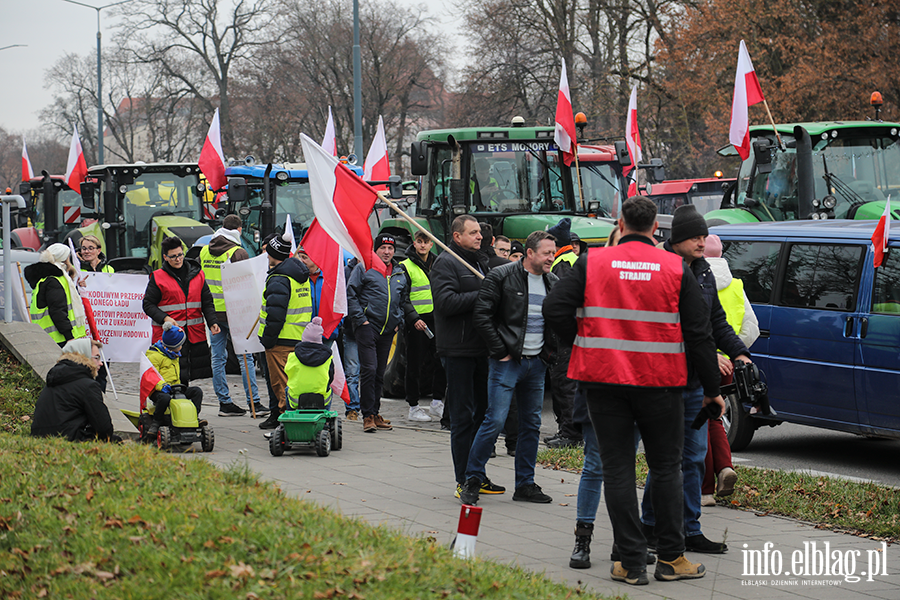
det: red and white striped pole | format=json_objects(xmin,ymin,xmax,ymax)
[{"xmin": 452, "ymin": 504, "xmax": 483, "ymax": 559}]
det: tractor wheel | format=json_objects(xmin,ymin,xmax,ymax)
[
  {"xmin": 331, "ymin": 418, "xmax": 343, "ymax": 451},
  {"xmin": 315, "ymin": 429, "xmax": 331, "ymax": 457},
  {"xmin": 201, "ymin": 426, "xmax": 215, "ymax": 452},
  {"xmin": 269, "ymin": 425, "xmax": 286, "ymax": 457},
  {"xmin": 157, "ymin": 426, "xmax": 171, "ymax": 450}
]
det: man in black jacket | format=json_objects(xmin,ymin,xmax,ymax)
[
  {"xmin": 458, "ymin": 230, "xmax": 558, "ymax": 506},
  {"xmin": 640, "ymin": 204, "xmax": 752, "ymax": 555},
  {"xmin": 431, "ymin": 215, "xmax": 497, "ymax": 496}
]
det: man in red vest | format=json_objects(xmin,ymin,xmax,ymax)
[
  {"xmin": 143, "ymin": 236, "xmax": 220, "ymax": 389},
  {"xmin": 543, "ymin": 196, "xmax": 725, "ymax": 586}
]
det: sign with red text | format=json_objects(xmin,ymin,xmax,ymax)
[{"xmin": 81, "ymin": 272, "xmax": 152, "ymax": 362}]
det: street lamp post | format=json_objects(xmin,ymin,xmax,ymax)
[
  {"xmin": 61, "ymin": 0, "xmax": 131, "ymax": 166},
  {"xmin": 353, "ymin": 0, "xmax": 363, "ymax": 158}
]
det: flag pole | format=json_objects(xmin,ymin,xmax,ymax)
[
  {"xmin": 376, "ymin": 191, "xmax": 484, "ymax": 280},
  {"xmin": 762, "ymin": 99, "xmax": 784, "ymax": 150},
  {"xmin": 242, "ymin": 354, "xmax": 256, "ymax": 418},
  {"xmin": 573, "ymin": 146, "xmax": 585, "ymax": 212}
]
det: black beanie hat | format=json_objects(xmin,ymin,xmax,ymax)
[
  {"xmin": 546, "ymin": 217, "xmax": 572, "ymax": 246},
  {"xmin": 373, "ymin": 233, "xmax": 396, "ymax": 250},
  {"xmin": 266, "ymin": 232, "xmax": 292, "ymax": 261},
  {"xmin": 670, "ymin": 205, "xmax": 709, "ymax": 244}
]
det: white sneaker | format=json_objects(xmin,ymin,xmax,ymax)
[
  {"xmin": 429, "ymin": 399, "xmax": 444, "ymax": 419},
  {"xmin": 701, "ymin": 494, "xmax": 716, "ymax": 507},
  {"xmin": 408, "ymin": 405, "xmax": 433, "ymax": 422}
]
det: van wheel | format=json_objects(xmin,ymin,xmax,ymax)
[{"xmin": 723, "ymin": 393, "xmax": 754, "ymax": 452}]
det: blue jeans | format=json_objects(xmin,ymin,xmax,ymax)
[
  {"xmin": 210, "ymin": 322, "xmax": 259, "ymax": 406},
  {"xmin": 342, "ymin": 329, "xmax": 360, "ymax": 412},
  {"xmin": 641, "ymin": 386, "xmax": 707, "ymax": 537},
  {"xmin": 466, "ymin": 356, "xmax": 546, "ymax": 490}
]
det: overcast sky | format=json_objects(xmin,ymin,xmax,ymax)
[{"xmin": 0, "ymin": 0, "xmax": 461, "ymax": 142}]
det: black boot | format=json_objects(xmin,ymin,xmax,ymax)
[
  {"xmin": 259, "ymin": 404, "xmax": 281, "ymax": 430},
  {"xmin": 569, "ymin": 521, "xmax": 593, "ymax": 569}
]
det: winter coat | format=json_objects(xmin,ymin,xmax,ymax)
[
  {"xmin": 431, "ymin": 241, "xmax": 491, "ymax": 357},
  {"xmin": 31, "ymin": 352, "xmax": 116, "ymax": 442},
  {"xmin": 473, "ymin": 260, "xmax": 557, "ymax": 361},
  {"xmin": 23, "ymin": 262, "xmax": 78, "ymax": 343},
  {"xmin": 399, "ymin": 251, "xmax": 435, "ymax": 326},
  {"xmin": 259, "ymin": 257, "xmax": 310, "ymax": 348},
  {"xmin": 205, "ymin": 233, "xmax": 250, "ymax": 324},
  {"xmin": 707, "ymin": 256, "xmax": 760, "ymax": 350},
  {"xmin": 146, "ymin": 345, "xmax": 182, "ymax": 387},
  {"xmin": 347, "ymin": 261, "xmax": 415, "ymax": 334}
]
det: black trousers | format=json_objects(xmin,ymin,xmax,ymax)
[
  {"xmin": 150, "ymin": 386, "xmax": 203, "ymax": 423},
  {"xmin": 405, "ymin": 313, "xmax": 446, "ymax": 406},
  {"xmin": 550, "ymin": 347, "xmax": 581, "ymax": 440},
  {"xmin": 356, "ymin": 323, "xmax": 394, "ymax": 418},
  {"xmin": 443, "ymin": 355, "xmax": 488, "ymax": 485}
]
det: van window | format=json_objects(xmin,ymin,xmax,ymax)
[
  {"xmin": 721, "ymin": 241, "xmax": 781, "ymax": 303},
  {"xmin": 873, "ymin": 250, "xmax": 900, "ymax": 314},
  {"xmin": 780, "ymin": 244, "xmax": 863, "ymax": 310}
]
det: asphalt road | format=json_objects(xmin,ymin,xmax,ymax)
[{"xmin": 731, "ymin": 421, "xmax": 900, "ymax": 488}]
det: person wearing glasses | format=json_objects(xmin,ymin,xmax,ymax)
[
  {"xmin": 78, "ymin": 235, "xmax": 115, "ymax": 273},
  {"xmin": 31, "ymin": 338, "xmax": 120, "ymax": 443},
  {"xmin": 493, "ymin": 235, "xmax": 511, "ymax": 260},
  {"xmin": 143, "ymin": 236, "xmax": 221, "ymax": 392}
]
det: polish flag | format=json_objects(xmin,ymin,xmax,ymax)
[
  {"xmin": 872, "ymin": 196, "xmax": 892, "ymax": 268},
  {"xmin": 139, "ymin": 354, "xmax": 165, "ymax": 412},
  {"xmin": 554, "ymin": 58, "xmax": 577, "ymax": 167},
  {"xmin": 22, "ymin": 138, "xmax": 34, "ymax": 181},
  {"xmin": 300, "ymin": 219, "xmax": 347, "ymax": 338},
  {"xmin": 729, "ymin": 40, "xmax": 766, "ymax": 160},
  {"xmin": 330, "ymin": 327, "xmax": 352, "ymax": 406},
  {"xmin": 284, "ymin": 213, "xmax": 297, "ymax": 254},
  {"xmin": 322, "ymin": 106, "xmax": 338, "ymax": 157},
  {"xmin": 199, "ymin": 108, "xmax": 227, "ymax": 191},
  {"xmin": 64, "ymin": 126, "xmax": 89, "ymax": 192},
  {"xmin": 301, "ymin": 133, "xmax": 389, "ymax": 276},
  {"xmin": 624, "ymin": 84, "xmax": 643, "ymax": 198},
  {"xmin": 363, "ymin": 115, "xmax": 390, "ymax": 191}
]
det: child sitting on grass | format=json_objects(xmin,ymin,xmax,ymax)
[
  {"xmin": 145, "ymin": 322, "xmax": 204, "ymax": 435},
  {"xmin": 285, "ymin": 317, "xmax": 334, "ymax": 411}
]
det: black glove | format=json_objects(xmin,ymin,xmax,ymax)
[{"xmin": 691, "ymin": 403, "xmax": 722, "ymax": 430}]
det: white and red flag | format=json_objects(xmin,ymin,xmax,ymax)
[
  {"xmin": 322, "ymin": 106, "xmax": 338, "ymax": 157},
  {"xmin": 729, "ymin": 40, "xmax": 766, "ymax": 160},
  {"xmin": 329, "ymin": 332, "xmax": 352, "ymax": 406},
  {"xmin": 301, "ymin": 133, "xmax": 389, "ymax": 276},
  {"xmin": 22, "ymin": 138, "xmax": 34, "ymax": 182},
  {"xmin": 199, "ymin": 108, "xmax": 227, "ymax": 191},
  {"xmin": 64, "ymin": 126, "xmax": 88, "ymax": 191},
  {"xmin": 139, "ymin": 354, "xmax": 165, "ymax": 412},
  {"xmin": 624, "ymin": 84, "xmax": 643, "ymax": 198},
  {"xmin": 300, "ymin": 219, "xmax": 347, "ymax": 338},
  {"xmin": 554, "ymin": 58, "xmax": 577, "ymax": 167},
  {"xmin": 363, "ymin": 115, "xmax": 390, "ymax": 190},
  {"xmin": 872, "ymin": 196, "xmax": 892, "ymax": 268}
]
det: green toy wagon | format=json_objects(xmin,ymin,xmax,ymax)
[{"xmin": 269, "ymin": 406, "xmax": 342, "ymax": 457}]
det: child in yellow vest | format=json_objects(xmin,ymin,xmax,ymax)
[
  {"xmin": 145, "ymin": 323, "xmax": 204, "ymax": 435},
  {"xmin": 285, "ymin": 317, "xmax": 334, "ymax": 410}
]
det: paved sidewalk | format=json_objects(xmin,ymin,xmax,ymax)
[{"xmin": 105, "ymin": 366, "xmax": 899, "ymax": 600}]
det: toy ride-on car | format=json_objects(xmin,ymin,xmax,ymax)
[
  {"xmin": 269, "ymin": 398, "xmax": 342, "ymax": 457},
  {"xmin": 122, "ymin": 384, "xmax": 214, "ymax": 452}
]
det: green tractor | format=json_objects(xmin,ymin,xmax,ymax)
[
  {"xmin": 8, "ymin": 173, "xmax": 86, "ymax": 251},
  {"xmin": 706, "ymin": 120, "xmax": 900, "ymax": 226},
  {"xmin": 77, "ymin": 163, "xmax": 216, "ymax": 270}
]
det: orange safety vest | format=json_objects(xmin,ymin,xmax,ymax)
[
  {"xmin": 567, "ymin": 242, "xmax": 688, "ymax": 387},
  {"xmin": 150, "ymin": 268, "xmax": 207, "ymax": 344}
]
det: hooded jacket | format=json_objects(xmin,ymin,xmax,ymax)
[
  {"xmin": 23, "ymin": 262, "xmax": 76, "ymax": 342},
  {"xmin": 400, "ymin": 250, "xmax": 435, "ymax": 325},
  {"xmin": 205, "ymin": 232, "xmax": 250, "ymax": 324},
  {"xmin": 259, "ymin": 256, "xmax": 311, "ymax": 348},
  {"xmin": 431, "ymin": 240, "xmax": 491, "ymax": 357},
  {"xmin": 707, "ymin": 256, "xmax": 760, "ymax": 350},
  {"xmin": 31, "ymin": 352, "xmax": 115, "ymax": 442},
  {"xmin": 347, "ymin": 260, "xmax": 416, "ymax": 334}
]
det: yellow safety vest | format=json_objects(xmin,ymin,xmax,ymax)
[
  {"xmin": 400, "ymin": 258, "xmax": 433, "ymax": 315},
  {"xmin": 717, "ymin": 278, "xmax": 746, "ymax": 359},
  {"xmin": 258, "ymin": 275, "xmax": 313, "ymax": 342},
  {"xmin": 551, "ymin": 250, "xmax": 578, "ymax": 271},
  {"xmin": 29, "ymin": 275, "xmax": 87, "ymax": 343},
  {"xmin": 285, "ymin": 354, "xmax": 333, "ymax": 409},
  {"xmin": 199, "ymin": 245, "xmax": 239, "ymax": 313},
  {"xmin": 81, "ymin": 264, "xmax": 115, "ymax": 274}
]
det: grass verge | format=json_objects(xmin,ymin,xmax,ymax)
[
  {"xmin": 537, "ymin": 446, "xmax": 899, "ymax": 542},
  {"xmin": 0, "ymin": 437, "xmax": 607, "ymax": 599},
  {"xmin": 0, "ymin": 348, "xmax": 44, "ymax": 436}
]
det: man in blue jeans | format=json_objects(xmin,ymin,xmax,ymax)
[{"xmin": 459, "ymin": 230, "xmax": 558, "ymax": 506}]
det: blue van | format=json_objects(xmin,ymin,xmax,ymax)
[{"xmin": 711, "ymin": 220, "xmax": 900, "ymax": 450}]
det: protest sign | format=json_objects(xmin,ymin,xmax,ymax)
[
  {"xmin": 81, "ymin": 272, "xmax": 152, "ymax": 362},
  {"xmin": 221, "ymin": 253, "xmax": 268, "ymax": 355}
]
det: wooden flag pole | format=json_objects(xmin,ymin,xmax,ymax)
[
  {"xmin": 376, "ymin": 191, "xmax": 485, "ymax": 280},
  {"xmin": 762, "ymin": 99, "xmax": 784, "ymax": 150},
  {"xmin": 242, "ymin": 354, "xmax": 256, "ymax": 418}
]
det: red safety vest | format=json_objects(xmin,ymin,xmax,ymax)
[
  {"xmin": 568, "ymin": 241, "xmax": 688, "ymax": 387},
  {"xmin": 150, "ymin": 268, "xmax": 207, "ymax": 344}
]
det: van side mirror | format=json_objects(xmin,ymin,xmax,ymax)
[
  {"xmin": 753, "ymin": 138, "xmax": 776, "ymax": 174},
  {"xmin": 410, "ymin": 141, "xmax": 428, "ymax": 176},
  {"xmin": 614, "ymin": 141, "xmax": 631, "ymax": 167},
  {"xmin": 80, "ymin": 181, "xmax": 96, "ymax": 210},
  {"xmin": 227, "ymin": 177, "xmax": 247, "ymax": 204}
]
